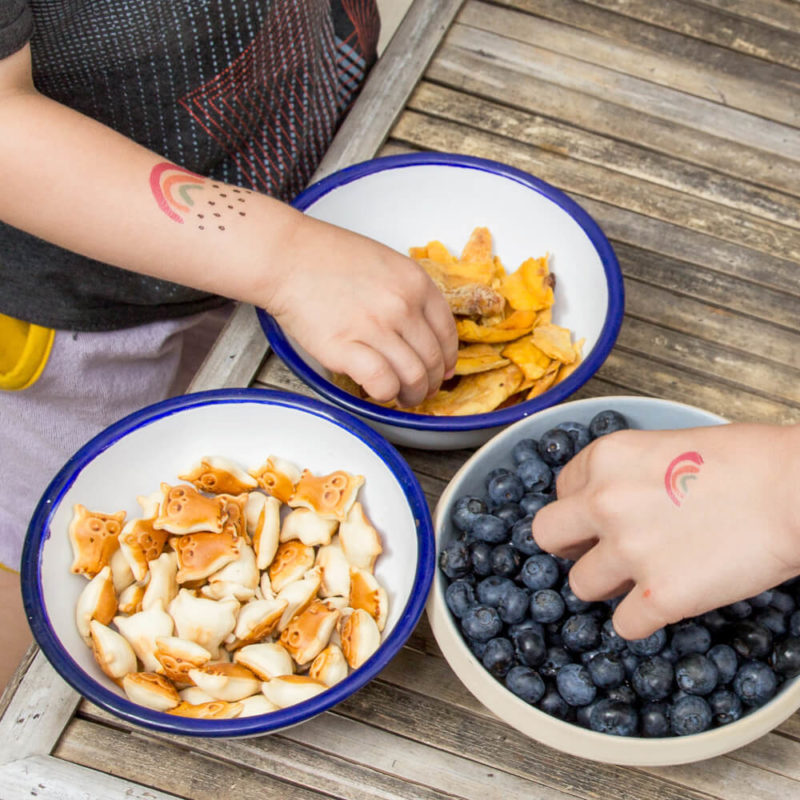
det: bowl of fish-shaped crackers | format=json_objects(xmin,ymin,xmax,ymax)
[
  {"xmin": 21, "ymin": 389, "xmax": 434, "ymax": 736},
  {"xmin": 258, "ymin": 152, "xmax": 624, "ymax": 450}
]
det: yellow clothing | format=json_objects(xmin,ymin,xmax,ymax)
[{"xmin": 0, "ymin": 314, "xmax": 54, "ymax": 391}]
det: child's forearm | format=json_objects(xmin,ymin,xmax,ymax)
[{"xmin": 0, "ymin": 83, "xmax": 299, "ymax": 311}]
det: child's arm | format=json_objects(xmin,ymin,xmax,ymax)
[
  {"xmin": 0, "ymin": 45, "xmax": 458, "ymax": 407},
  {"xmin": 531, "ymin": 422, "xmax": 800, "ymax": 639}
]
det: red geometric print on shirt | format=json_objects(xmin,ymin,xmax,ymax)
[{"xmin": 178, "ymin": 2, "xmax": 339, "ymax": 199}]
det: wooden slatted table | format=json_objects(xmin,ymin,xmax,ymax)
[{"xmin": 2, "ymin": 1, "xmax": 799, "ymax": 797}]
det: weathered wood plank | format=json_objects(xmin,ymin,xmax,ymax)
[
  {"xmin": 0, "ymin": 649, "xmax": 80, "ymax": 765},
  {"xmin": 407, "ymin": 80, "xmax": 800, "ymax": 230},
  {"xmin": 578, "ymin": 0, "xmax": 800, "ymax": 69},
  {"xmin": 691, "ymin": 0, "xmax": 800, "ymax": 33},
  {"xmin": 596, "ymin": 348, "xmax": 800, "ymax": 424},
  {"xmin": 390, "ymin": 110, "xmax": 800, "ymax": 264},
  {"xmin": 475, "ymin": 0, "xmax": 800, "ymax": 112},
  {"xmin": 614, "ymin": 316, "xmax": 800, "ymax": 407},
  {"xmin": 0, "ymin": 755, "xmax": 182, "ymax": 800},
  {"xmin": 428, "ymin": 34, "xmax": 800, "ymax": 197},
  {"xmin": 621, "ymin": 279, "xmax": 799, "ymax": 373},
  {"xmin": 447, "ymin": 14, "xmax": 800, "ymax": 159},
  {"xmin": 54, "ymin": 718, "xmax": 334, "ymax": 800}
]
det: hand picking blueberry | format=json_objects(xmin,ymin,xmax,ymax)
[{"xmin": 438, "ymin": 409, "xmax": 800, "ymax": 738}]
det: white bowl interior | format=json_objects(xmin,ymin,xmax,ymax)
[
  {"xmin": 286, "ymin": 162, "xmax": 612, "ymax": 421},
  {"xmin": 428, "ymin": 396, "xmax": 800, "ymax": 765},
  {"xmin": 38, "ymin": 400, "xmax": 420, "ymax": 704}
]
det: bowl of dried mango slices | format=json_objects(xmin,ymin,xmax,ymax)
[{"xmin": 259, "ymin": 153, "xmax": 624, "ymax": 450}]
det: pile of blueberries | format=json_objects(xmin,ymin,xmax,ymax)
[{"xmin": 439, "ymin": 409, "xmax": 800, "ymax": 737}]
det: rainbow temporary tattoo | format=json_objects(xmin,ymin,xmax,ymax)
[
  {"xmin": 664, "ymin": 451, "xmax": 704, "ymax": 507},
  {"xmin": 149, "ymin": 163, "xmax": 205, "ymax": 223},
  {"xmin": 149, "ymin": 162, "xmax": 250, "ymax": 230}
]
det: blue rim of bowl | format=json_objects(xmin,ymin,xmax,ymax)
[
  {"xmin": 21, "ymin": 388, "xmax": 435, "ymax": 737},
  {"xmin": 258, "ymin": 152, "xmax": 625, "ymax": 432}
]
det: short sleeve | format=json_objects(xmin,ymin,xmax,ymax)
[{"xmin": 0, "ymin": 1, "xmax": 32, "ymax": 60}]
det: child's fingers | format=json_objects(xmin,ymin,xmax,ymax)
[
  {"xmin": 423, "ymin": 293, "xmax": 459, "ymax": 375},
  {"xmin": 530, "ymin": 493, "xmax": 599, "ymax": 559},
  {"xmin": 398, "ymin": 315, "xmax": 449, "ymax": 400},
  {"xmin": 567, "ymin": 545, "xmax": 634, "ymax": 603},
  {"xmin": 340, "ymin": 342, "xmax": 400, "ymax": 405},
  {"xmin": 361, "ymin": 330, "xmax": 433, "ymax": 408},
  {"xmin": 610, "ymin": 587, "xmax": 671, "ymax": 641}
]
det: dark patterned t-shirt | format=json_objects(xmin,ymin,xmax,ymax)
[{"xmin": 0, "ymin": 0, "xmax": 380, "ymax": 330}]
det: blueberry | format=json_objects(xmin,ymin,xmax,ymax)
[
  {"xmin": 620, "ymin": 649, "xmax": 641, "ymax": 680},
  {"xmin": 790, "ymin": 611, "xmax": 800, "ymax": 638},
  {"xmin": 627, "ymin": 628, "xmax": 667, "ymax": 657},
  {"xmin": 489, "ymin": 543, "xmax": 522, "ymax": 578},
  {"xmin": 485, "ymin": 467, "xmax": 512, "ymax": 486},
  {"xmin": 461, "ymin": 605, "xmax": 503, "ymax": 643},
  {"xmin": 588, "ymin": 409, "xmax": 629, "ymax": 438},
  {"xmin": 640, "ymin": 703, "xmax": 671, "ymax": 737},
  {"xmin": 515, "ymin": 456, "xmax": 553, "ymax": 493},
  {"xmin": 511, "ymin": 438, "xmax": 540, "ymax": 465},
  {"xmin": 670, "ymin": 695, "xmax": 712, "ymax": 736},
  {"xmin": 600, "ymin": 618, "xmax": 628, "ymax": 654},
  {"xmin": 438, "ymin": 539, "xmax": 471, "ymax": 579},
  {"xmin": 508, "ymin": 618, "xmax": 545, "ymax": 643},
  {"xmin": 468, "ymin": 638, "xmax": 488, "ymax": 659},
  {"xmin": 561, "ymin": 613, "xmax": 601, "ymax": 654},
  {"xmin": 589, "ymin": 698, "xmax": 638, "ymax": 737},
  {"xmin": 770, "ymin": 590, "xmax": 796, "ymax": 615},
  {"xmin": 476, "ymin": 575, "xmax": 515, "ymax": 608},
  {"xmin": 560, "ymin": 578, "xmax": 593, "ymax": 614},
  {"xmin": 556, "ymin": 663, "xmax": 597, "ymax": 706},
  {"xmin": 606, "ymin": 683, "xmax": 637, "ymax": 706},
  {"xmin": 538, "ymin": 428, "xmax": 575, "ymax": 467},
  {"xmin": 487, "ymin": 472, "xmax": 525, "ymax": 506},
  {"xmin": 632, "ymin": 656, "xmax": 674, "ymax": 701},
  {"xmin": 748, "ymin": 590, "xmax": 774, "ymax": 608},
  {"xmin": 576, "ymin": 700, "xmax": 601, "ymax": 729},
  {"xmin": 506, "ymin": 665, "xmax": 546, "ymax": 704},
  {"xmin": 554, "ymin": 420, "xmax": 592, "ymax": 452},
  {"xmin": 586, "ymin": 652, "xmax": 626, "ymax": 690},
  {"xmin": 755, "ymin": 607, "xmax": 787, "ymax": 637},
  {"xmin": 699, "ymin": 609, "xmax": 729, "ymax": 636},
  {"xmin": 539, "ymin": 685, "xmax": 572, "ymax": 720},
  {"xmin": 444, "ymin": 579, "xmax": 477, "ymax": 618},
  {"xmin": 468, "ymin": 540, "xmax": 494, "ymax": 578},
  {"xmin": 707, "ymin": 644, "xmax": 738, "ymax": 685},
  {"xmin": 492, "ymin": 502, "xmax": 525, "ymax": 527},
  {"xmin": 722, "ymin": 600, "xmax": 752, "ymax": 620},
  {"xmin": 670, "ymin": 621, "xmax": 711, "ymax": 656},
  {"xmin": 519, "ymin": 492, "xmax": 552, "ymax": 516},
  {"xmin": 539, "ymin": 646, "xmax": 572, "ymax": 680},
  {"xmin": 733, "ymin": 660, "xmax": 778, "ymax": 706},
  {"xmin": 725, "ymin": 620, "xmax": 773, "ymax": 660},
  {"xmin": 770, "ymin": 636, "xmax": 800, "ymax": 678},
  {"xmin": 519, "ymin": 554, "xmax": 560, "ymax": 591},
  {"xmin": 674, "ymin": 654, "xmax": 719, "ymax": 696},
  {"xmin": 529, "ymin": 589, "xmax": 566, "ymax": 624},
  {"xmin": 708, "ymin": 688, "xmax": 743, "ymax": 725},
  {"xmin": 497, "ymin": 584, "xmax": 531, "ymax": 625},
  {"xmin": 515, "ymin": 627, "xmax": 547, "ymax": 668},
  {"xmin": 482, "ymin": 637, "xmax": 517, "ymax": 678},
  {"xmin": 510, "ymin": 517, "xmax": 541, "ymax": 556},
  {"xmin": 658, "ymin": 646, "xmax": 679, "ymax": 664},
  {"xmin": 451, "ymin": 495, "xmax": 487, "ymax": 532},
  {"xmin": 470, "ymin": 513, "xmax": 509, "ymax": 544}
]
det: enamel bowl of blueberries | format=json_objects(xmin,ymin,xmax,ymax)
[{"xmin": 427, "ymin": 395, "xmax": 800, "ymax": 765}]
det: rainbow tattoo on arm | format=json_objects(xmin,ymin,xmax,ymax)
[
  {"xmin": 149, "ymin": 162, "xmax": 249, "ymax": 230},
  {"xmin": 664, "ymin": 451, "xmax": 704, "ymax": 507}
]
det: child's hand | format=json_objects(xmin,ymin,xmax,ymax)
[
  {"xmin": 531, "ymin": 423, "xmax": 800, "ymax": 639},
  {"xmin": 265, "ymin": 214, "xmax": 459, "ymax": 408}
]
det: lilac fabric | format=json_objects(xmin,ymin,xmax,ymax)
[{"xmin": 0, "ymin": 312, "xmax": 215, "ymax": 570}]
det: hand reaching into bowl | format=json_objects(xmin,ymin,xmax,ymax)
[
  {"xmin": 531, "ymin": 422, "xmax": 800, "ymax": 640},
  {"xmin": 265, "ymin": 213, "xmax": 459, "ymax": 409}
]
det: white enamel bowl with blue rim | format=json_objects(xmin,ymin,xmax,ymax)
[
  {"xmin": 427, "ymin": 396, "xmax": 800, "ymax": 765},
  {"xmin": 258, "ymin": 152, "xmax": 625, "ymax": 451},
  {"xmin": 22, "ymin": 389, "xmax": 434, "ymax": 737}
]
